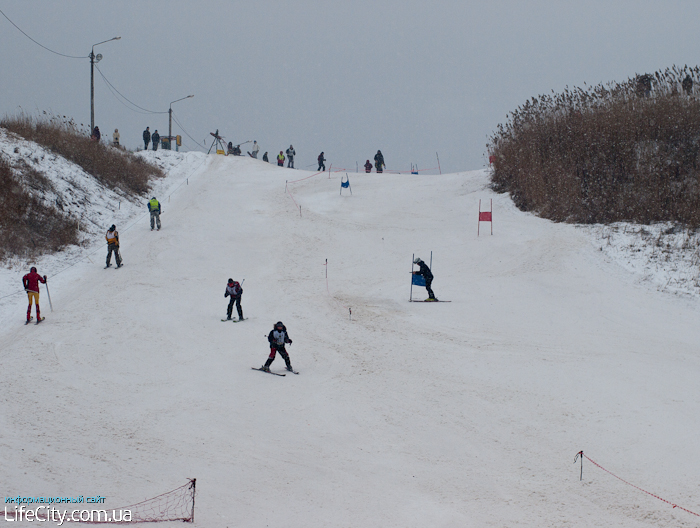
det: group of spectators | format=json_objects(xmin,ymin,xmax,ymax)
[{"xmin": 142, "ymin": 127, "xmax": 161, "ymax": 151}]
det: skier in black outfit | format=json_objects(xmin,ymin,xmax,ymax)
[
  {"xmin": 413, "ymin": 257, "xmax": 437, "ymax": 301},
  {"xmin": 143, "ymin": 127, "xmax": 151, "ymax": 150},
  {"xmin": 224, "ymin": 278, "xmax": 244, "ymax": 320},
  {"xmin": 262, "ymin": 321, "xmax": 294, "ymax": 372},
  {"xmin": 317, "ymin": 152, "xmax": 326, "ymax": 171}
]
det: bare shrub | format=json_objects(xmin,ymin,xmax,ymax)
[
  {"xmin": 1, "ymin": 112, "xmax": 164, "ymax": 195},
  {"xmin": 0, "ymin": 158, "xmax": 78, "ymax": 260},
  {"xmin": 488, "ymin": 65, "xmax": 700, "ymax": 226}
]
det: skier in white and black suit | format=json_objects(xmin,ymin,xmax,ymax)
[
  {"xmin": 413, "ymin": 257, "xmax": 438, "ymax": 301},
  {"xmin": 224, "ymin": 278, "xmax": 244, "ymax": 320},
  {"xmin": 286, "ymin": 145, "xmax": 296, "ymax": 168},
  {"xmin": 262, "ymin": 321, "xmax": 294, "ymax": 372}
]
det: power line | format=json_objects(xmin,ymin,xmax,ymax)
[
  {"xmin": 171, "ymin": 111, "xmax": 206, "ymax": 150},
  {"xmin": 94, "ymin": 65, "xmax": 166, "ymax": 114},
  {"xmin": 0, "ymin": 8, "xmax": 86, "ymax": 59}
]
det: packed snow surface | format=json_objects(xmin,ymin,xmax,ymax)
[{"xmin": 2, "ymin": 151, "xmax": 700, "ymax": 527}]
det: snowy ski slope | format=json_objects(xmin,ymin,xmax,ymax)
[{"xmin": 2, "ymin": 153, "xmax": 700, "ymax": 527}]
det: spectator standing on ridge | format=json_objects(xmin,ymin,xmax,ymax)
[
  {"xmin": 374, "ymin": 150, "xmax": 385, "ymax": 173},
  {"xmin": 91, "ymin": 126, "xmax": 101, "ymax": 142},
  {"xmin": 143, "ymin": 127, "xmax": 151, "ymax": 150},
  {"xmin": 224, "ymin": 278, "xmax": 244, "ymax": 321},
  {"xmin": 262, "ymin": 151, "xmax": 269, "ymax": 162},
  {"xmin": 277, "ymin": 151, "xmax": 285, "ymax": 166},
  {"xmin": 317, "ymin": 152, "xmax": 326, "ymax": 171},
  {"xmin": 252, "ymin": 141, "xmax": 260, "ymax": 159},
  {"xmin": 105, "ymin": 225, "xmax": 122, "ymax": 268},
  {"xmin": 148, "ymin": 197, "xmax": 161, "ymax": 231},
  {"xmin": 682, "ymin": 74, "xmax": 693, "ymax": 96},
  {"xmin": 112, "ymin": 128, "xmax": 120, "ymax": 147},
  {"xmin": 286, "ymin": 145, "xmax": 296, "ymax": 168},
  {"xmin": 364, "ymin": 160, "xmax": 373, "ymax": 173},
  {"xmin": 22, "ymin": 266, "xmax": 47, "ymax": 324},
  {"xmin": 151, "ymin": 130, "xmax": 160, "ymax": 151},
  {"xmin": 261, "ymin": 321, "xmax": 294, "ymax": 372}
]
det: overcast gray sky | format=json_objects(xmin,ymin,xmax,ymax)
[{"xmin": 2, "ymin": 1, "xmax": 700, "ymax": 174}]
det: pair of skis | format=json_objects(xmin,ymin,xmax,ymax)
[
  {"xmin": 104, "ymin": 263, "xmax": 123, "ymax": 269},
  {"xmin": 221, "ymin": 317, "xmax": 246, "ymax": 323},
  {"xmin": 25, "ymin": 316, "xmax": 45, "ymax": 325},
  {"xmin": 251, "ymin": 367, "xmax": 299, "ymax": 376}
]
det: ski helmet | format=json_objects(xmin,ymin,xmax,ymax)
[
  {"xmin": 413, "ymin": 257, "xmax": 422, "ymax": 264},
  {"xmin": 110, "ymin": 224, "xmax": 116, "ymax": 231},
  {"xmin": 228, "ymin": 278, "xmax": 234, "ymax": 284},
  {"xmin": 30, "ymin": 266, "xmax": 37, "ymax": 273},
  {"xmin": 275, "ymin": 321, "xmax": 284, "ymax": 328}
]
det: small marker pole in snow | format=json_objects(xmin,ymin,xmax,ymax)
[
  {"xmin": 356, "ymin": 161, "xmax": 358, "ymax": 173},
  {"xmin": 410, "ymin": 253, "xmax": 415, "ymax": 301},
  {"xmin": 349, "ymin": 307, "xmax": 352, "ymax": 321},
  {"xmin": 45, "ymin": 281, "xmax": 53, "ymax": 312},
  {"xmin": 574, "ymin": 451, "xmax": 583, "ymax": 481},
  {"xmin": 119, "ymin": 202, "xmax": 120, "ymax": 210},
  {"xmin": 436, "ymin": 152, "xmax": 442, "ymax": 175},
  {"xmin": 329, "ymin": 164, "xmax": 332, "ymax": 179}
]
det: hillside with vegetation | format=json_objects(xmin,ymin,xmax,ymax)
[{"xmin": 488, "ymin": 66, "xmax": 700, "ymax": 226}]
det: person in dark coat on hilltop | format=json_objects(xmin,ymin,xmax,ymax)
[
  {"xmin": 91, "ymin": 126, "xmax": 101, "ymax": 142},
  {"xmin": 151, "ymin": 130, "xmax": 160, "ymax": 151},
  {"xmin": 22, "ymin": 266, "xmax": 47, "ymax": 324},
  {"xmin": 374, "ymin": 150, "xmax": 385, "ymax": 173},
  {"xmin": 262, "ymin": 151, "xmax": 269, "ymax": 162},
  {"xmin": 364, "ymin": 160, "xmax": 373, "ymax": 173},
  {"xmin": 143, "ymin": 127, "xmax": 151, "ymax": 150},
  {"xmin": 227, "ymin": 141, "xmax": 234, "ymax": 155},
  {"xmin": 682, "ymin": 74, "xmax": 693, "ymax": 96},
  {"xmin": 224, "ymin": 278, "xmax": 244, "ymax": 321},
  {"xmin": 262, "ymin": 321, "xmax": 294, "ymax": 372},
  {"xmin": 317, "ymin": 152, "xmax": 326, "ymax": 171},
  {"xmin": 413, "ymin": 257, "xmax": 438, "ymax": 301}
]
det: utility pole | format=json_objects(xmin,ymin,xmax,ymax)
[
  {"xmin": 169, "ymin": 95, "xmax": 194, "ymax": 149},
  {"xmin": 89, "ymin": 37, "xmax": 121, "ymax": 134}
]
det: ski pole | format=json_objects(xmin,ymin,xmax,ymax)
[{"xmin": 45, "ymin": 281, "xmax": 53, "ymax": 312}]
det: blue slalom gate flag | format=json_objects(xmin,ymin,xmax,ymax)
[
  {"xmin": 412, "ymin": 273, "xmax": 426, "ymax": 287},
  {"xmin": 340, "ymin": 174, "xmax": 352, "ymax": 195},
  {"xmin": 341, "ymin": 180, "xmax": 350, "ymax": 188}
]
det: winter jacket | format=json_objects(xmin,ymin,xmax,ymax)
[
  {"xmin": 263, "ymin": 152, "xmax": 269, "ymax": 162},
  {"xmin": 113, "ymin": 130, "xmax": 120, "ymax": 144},
  {"xmin": 374, "ymin": 152, "xmax": 384, "ymax": 170},
  {"xmin": 268, "ymin": 325, "xmax": 292, "ymax": 349},
  {"xmin": 106, "ymin": 229, "xmax": 119, "ymax": 246},
  {"xmin": 225, "ymin": 282, "xmax": 243, "ymax": 297},
  {"xmin": 364, "ymin": 161, "xmax": 373, "ymax": 172},
  {"xmin": 253, "ymin": 142, "xmax": 260, "ymax": 154},
  {"xmin": 415, "ymin": 261, "xmax": 433, "ymax": 281},
  {"xmin": 151, "ymin": 132, "xmax": 160, "ymax": 145},
  {"xmin": 148, "ymin": 198, "xmax": 160, "ymax": 213},
  {"xmin": 286, "ymin": 148, "xmax": 296, "ymax": 159},
  {"xmin": 143, "ymin": 129, "xmax": 151, "ymax": 143},
  {"xmin": 22, "ymin": 271, "xmax": 46, "ymax": 293},
  {"xmin": 277, "ymin": 153, "xmax": 285, "ymax": 165},
  {"xmin": 318, "ymin": 153, "xmax": 326, "ymax": 163},
  {"xmin": 92, "ymin": 127, "xmax": 101, "ymax": 141}
]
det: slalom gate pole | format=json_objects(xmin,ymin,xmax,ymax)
[
  {"xmin": 410, "ymin": 253, "xmax": 414, "ymax": 301},
  {"xmin": 45, "ymin": 281, "xmax": 53, "ymax": 312},
  {"xmin": 436, "ymin": 152, "xmax": 441, "ymax": 174},
  {"xmin": 430, "ymin": 251, "xmax": 432, "ymax": 270}
]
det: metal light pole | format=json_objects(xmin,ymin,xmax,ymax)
[
  {"xmin": 169, "ymin": 95, "xmax": 194, "ymax": 150},
  {"xmin": 90, "ymin": 36, "xmax": 121, "ymax": 134}
]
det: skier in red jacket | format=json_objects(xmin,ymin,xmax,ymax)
[{"xmin": 22, "ymin": 266, "xmax": 47, "ymax": 323}]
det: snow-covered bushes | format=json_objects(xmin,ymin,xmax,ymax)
[
  {"xmin": 1, "ymin": 113, "xmax": 163, "ymax": 195},
  {"xmin": 0, "ymin": 157, "xmax": 78, "ymax": 260},
  {"xmin": 488, "ymin": 65, "xmax": 700, "ymax": 225}
]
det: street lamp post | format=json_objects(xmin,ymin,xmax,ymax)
[
  {"xmin": 90, "ymin": 36, "xmax": 121, "ymax": 134},
  {"xmin": 169, "ymin": 95, "xmax": 194, "ymax": 150}
]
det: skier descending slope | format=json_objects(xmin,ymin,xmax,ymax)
[
  {"xmin": 105, "ymin": 225, "xmax": 122, "ymax": 268},
  {"xmin": 223, "ymin": 278, "xmax": 244, "ymax": 321},
  {"xmin": 413, "ymin": 257, "xmax": 438, "ymax": 301},
  {"xmin": 262, "ymin": 321, "xmax": 295, "ymax": 373},
  {"xmin": 22, "ymin": 266, "xmax": 46, "ymax": 324}
]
